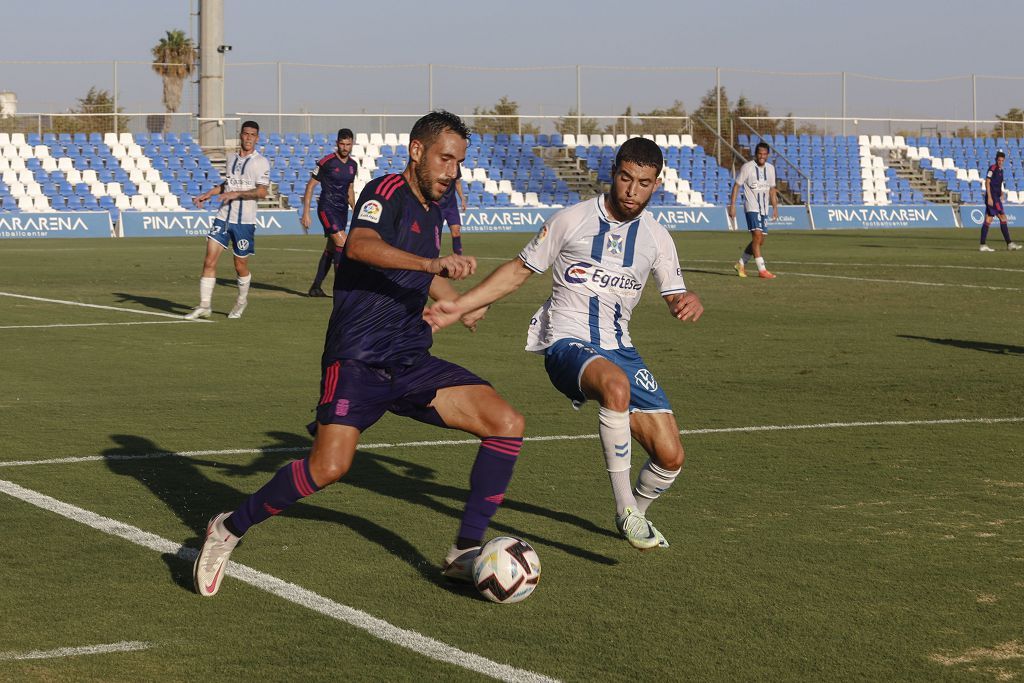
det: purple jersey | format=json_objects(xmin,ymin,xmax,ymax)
[
  {"xmin": 986, "ymin": 163, "xmax": 1004, "ymax": 200},
  {"xmin": 312, "ymin": 153, "xmax": 358, "ymax": 210},
  {"xmin": 324, "ymin": 173, "xmax": 443, "ymax": 368},
  {"xmin": 438, "ymin": 166, "xmax": 463, "ymax": 227}
]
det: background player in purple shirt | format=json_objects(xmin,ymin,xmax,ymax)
[
  {"xmin": 301, "ymin": 128, "xmax": 359, "ymax": 295},
  {"xmin": 194, "ymin": 112, "xmax": 526, "ymax": 597},
  {"xmin": 979, "ymin": 150, "xmax": 1021, "ymax": 252},
  {"xmin": 438, "ymin": 164, "xmax": 466, "ymax": 254}
]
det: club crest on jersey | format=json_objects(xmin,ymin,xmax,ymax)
[
  {"xmin": 359, "ymin": 200, "xmax": 383, "ymax": 223},
  {"xmin": 607, "ymin": 234, "xmax": 624, "ymax": 256}
]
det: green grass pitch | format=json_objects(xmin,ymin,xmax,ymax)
[{"xmin": 0, "ymin": 229, "xmax": 1022, "ymax": 681}]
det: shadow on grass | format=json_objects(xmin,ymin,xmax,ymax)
[
  {"xmin": 898, "ymin": 334, "xmax": 1024, "ymax": 356},
  {"xmin": 214, "ymin": 276, "xmax": 307, "ymax": 297},
  {"xmin": 103, "ymin": 430, "xmax": 617, "ymax": 593},
  {"xmin": 112, "ymin": 292, "xmax": 191, "ymax": 315}
]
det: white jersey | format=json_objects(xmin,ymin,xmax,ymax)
[
  {"xmin": 216, "ymin": 151, "xmax": 270, "ymax": 225},
  {"xmin": 735, "ymin": 160, "xmax": 776, "ymax": 215},
  {"xmin": 519, "ymin": 195, "xmax": 688, "ymax": 353}
]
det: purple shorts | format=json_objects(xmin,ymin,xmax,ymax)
[
  {"xmin": 317, "ymin": 205, "xmax": 348, "ymax": 236},
  {"xmin": 310, "ymin": 355, "xmax": 490, "ymax": 433},
  {"xmin": 439, "ymin": 191, "xmax": 461, "ymax": 227},
  {"xmin": 985, "ymin": 199, "xmax": 1004, "ymax": 217}
]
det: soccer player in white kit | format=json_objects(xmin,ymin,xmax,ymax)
[
  {"xmin": 186, "ymin": 120, "xmax": 271, "ymax": 319},
  {"xmin": 426, "ymin": 138, "xmax": 703, "ymax": 550},
  {"xmin": 728, "ymin": 141, "xmax": 779, "ymax": 279}
]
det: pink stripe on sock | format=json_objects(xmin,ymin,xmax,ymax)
[
  {"xmin": 291, "ymin": 460, "xmax": 315, "ymax": 497},
  {"xmin": 482, "ymin": 438, "xmax": 522, "ymax": 456},
  {"xmin": 485, "ymin": 493, "xmax": 505, "ymax": 504}
]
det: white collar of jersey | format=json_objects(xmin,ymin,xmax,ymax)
[{"xmin": 596, "ymin": 194, "xmax": 640, "ymax": 227}]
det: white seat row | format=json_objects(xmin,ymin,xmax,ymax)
[
  {"xmin": 355, "ymin": 133, "xmax": 410, "ymax": 147},
  {"xmin": 561, "ymin": 133, "xmax": 694, "ymax": 149},
  {"xmin": 858, "ymin": 135, "xmax": 907, "ymax": 149}
]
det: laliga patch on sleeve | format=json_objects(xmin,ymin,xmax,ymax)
[
  {"xmin": 530, "ymin": 224, "xmax": 549, "ymax": 247},
  {"xmin": 358, "ymin": 200, "xmax": 383, "ymax": 223}
]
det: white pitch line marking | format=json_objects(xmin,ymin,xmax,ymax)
[
  {"xmin": 775, "ymin": 271, "xmax": 1024, "ymax": 291},
  {"xmin": 0, "ymin": 292, "xmax": 211, "ymax": 322},
  {"xmin": 0, "ymin": 320, "xmax": 195, "ymax": 330},
  {"xmin": 0, "ymin": 479, "xmax": 558, "ymax": 683},
  {"xmin": 2, "ymin": 417, "xmax": 1021, "ymax": 469},
  {"xmin": 0, "ymin": 641, "xmax": 151, "ymax": 661},
  {"xmin": 684, "ymin": 259, "xmax": 1024, "ymax": 274}
]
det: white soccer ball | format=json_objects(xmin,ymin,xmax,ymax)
[{"xmin": 472, "ymin": 536, "xmax": 541, "ymax": 604}]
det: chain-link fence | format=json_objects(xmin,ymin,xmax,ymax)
[{"xmin": 3, "ymin": 60, "xmax": 1024, "ymax": 141}]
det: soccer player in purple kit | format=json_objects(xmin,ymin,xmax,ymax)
[
  {"xmin": 301, "ymin": 128, "xmax": 359, "ymax": 296},
  {"xmin": 979, "ymin": 150, "xmax": 1021, "ymax": 252},
  {"xmin": 193, "ymin": 111, "xmax": 525, "ymax": 596},
  {"xmin": 438, "ymin": 164, "xmax": 466, "ymax": 254}
]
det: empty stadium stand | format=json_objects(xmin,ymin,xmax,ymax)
[{"xmin": 2, "ymin": 130, "xmax": 1022, "ymax": 217}]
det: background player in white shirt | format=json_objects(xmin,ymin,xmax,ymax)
[
  {"xmin": 426, "ymin": 138, "xmax": 703, "ymax": 550},
  {"xmin": 728, "ymin": 141, "xmax": 779, "ymax": 279},
  {"xmin": 186, "ymin": 120, "xmax": 271, "ymax": 319}
]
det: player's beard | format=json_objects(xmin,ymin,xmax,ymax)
[
  {"xmin": 607, "ymin": 190, "xmax": 649, "ymax": 222},
  {"xmin": 415, "ymin": 162, "xmax": 445, "ymax": 202}
]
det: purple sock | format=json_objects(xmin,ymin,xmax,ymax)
[
  {"xmin": 981, "ymin": 224, "xmax": 990, "ymax": 244},
  {"xmin": 457, "ymin": 437, "xmax": 522, "ymax": 545},
  {"xmin": 1000, "ymin": 222, "xmax": 1011, "ymax": 243},
  {"xmin": 312, "ymin": 250, "xmax": 332, "ymax": 288},
  {"xmin": 228, "ymin": 459, "xmax": 321, "ymax": 536}
]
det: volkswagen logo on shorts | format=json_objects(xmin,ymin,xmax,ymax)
[
  {"xmin": 634, "ymin": 368, "xmax": 658, "ymax": 392},
  {"xmin": 564, "ymin": 261, "xmax": 591, "ymax": 284},
  {"xmin": 237, "ymin": 239, "xmax": 250, "ymax": 251}
]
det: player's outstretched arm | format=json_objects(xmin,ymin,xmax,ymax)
[
  {"xmin": 346, "ymin": 228, "xmax": 477, "ymax": 279},
  {"xmin": 193, "ymin": 183, "xmax": 224, "ymax": 209},
  {"xmin": 665, "ymin": 291, "xmax": 703, "ymax": 322},
  {"xmin": 424, "ymin": 257, "xmax": 533, "ymax": 332}
]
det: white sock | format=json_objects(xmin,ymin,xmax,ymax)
[
  {"xmin": 198, "ymin": 276, "xmax": 215, "ymax": 308},
  {"xmin": 634, "ymin": 459, "xmax": 680, "ymax": 514},
  {"xmin": 599, "ymin": 406, "xmax": 637, "ymax": 515},
  {"xmin": 755, "ymin": 257, "xmax": 766, "ymax": 272},
  {"xmin": 237, "ymin": 274, "xmax": 252, "ymax": 302}
]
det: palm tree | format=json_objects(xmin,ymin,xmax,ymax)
[{"xmin": 151, "ymin": 30, "xmax": 196, "ymax": 133}]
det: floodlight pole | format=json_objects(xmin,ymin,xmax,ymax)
[
  {"xmin": 972, "ymin": 74, "xmax": 977, "ymax": 137},
  {"xmin": 841, "ymin": 71, "xmax": 846, "ymax": 137},
  {"xmin": 198, "ymin": 0, "xmax": 226, "ymax": 149},
  {"xmin": 113, "ymin": 61, "xmax": 119, "ymax": 135},
  {"xmin": 576, "ymin": 65, "xmax": 582, "ymax": 136}
]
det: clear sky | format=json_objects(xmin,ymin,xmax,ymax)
[{"xmin": 2, "ymin": 0, "xmax": 1022, "ymax": 127}]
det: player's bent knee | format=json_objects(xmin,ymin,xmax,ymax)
[
  {"xmin": 656, "ymin": 446, "xmax": 685, "ymax": 471},
  {"xmin": 310, "ymin": 457, "xmax": 350, "ymax": 486},
  {"xmin": 488, "ymin": 404, "xmax": 525, "ymax": 437},
  {"xmin": 599, "ymin": 376, "xmax": 631, "ymax": 412}
]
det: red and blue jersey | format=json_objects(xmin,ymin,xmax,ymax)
[
  {"xmin": 312, "ymin": 153, "xmax": 358, "ymax": 211},
  {"xmin": 323, "ymin": 173, "xmax": 443, "ymax": 368},
  {"xmin": 986, "ymin": 163, "xmax": 1004, "ymax": 200}
]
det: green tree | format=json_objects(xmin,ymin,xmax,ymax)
[
  {"xmin": 994, "ymin": 107, "xmax": 1024, "ymax": 139},
  {"xmin": 470, "ymin": 96, "xmax": 540, "ymax": 135},
  {"xmin": 554, "ymin": 107, "xmax": 600, "ymax": 136},
  {"xmin": 51, "ymin": 87, "xmax": 129, "ymax": 135},
  {"xmin": 151, "ymin": 29, "xmax": 196, "ymax": 133},
  {"xmin": 635, "ymin": 100, "xmax": 688, "ymax": 136}
]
